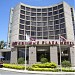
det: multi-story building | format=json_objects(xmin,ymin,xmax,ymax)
[{"xmin": 1, "ymin": 1, "xmax": 75, "ymax": 66}]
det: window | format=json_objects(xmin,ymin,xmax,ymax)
[
  {"xmin": 55, "ymin": 30, "xmax": 60, "ymax": 35},
  {"xmin": 19, "ymin": 30, "xmax": 24, "ymax": 34},
  {"xmin": 20, "ymin": 14, "xmax": 25, "ymax": 19},
  {"xmin": 43, "ymin": 32, "xmax": 48, "ymax": 36},
  {"xmin": 60, "ymin": 18, "xmax": 65, "ymax": 23},
  {"xmin": 48, "ymin": 8, "xmax": 52, "ymax": 12},
  {"xmin": 54, "ymin": 15, "xmax": 59, "ymax": 20},
  {"xmin": 53, "ymin": 6, "xmax": 57, "ymax": 10},
  {"xmin": 19, "ymin": 24, "xmax": 24, "ymax": 29},
  {"xmin": 31, "ymin": 22, "xmax": 36, "ymax": 26},
  {"xmin": 43, "ymin": 27, "xmax": 47, "ymax": 31},
  {"xmin": 26, "ymin": 21, "xmax": 30, "ymax": 25},
  {"xmin": 31, "ymin": 17, "xmax": 36, "ymax": 21},
  {"xmin": 60, "ymin": 23, "xmax": 65, "ymax": 29},
  {"xmin": 25, "ymin": 26, "xmax": 30, "ymax": 30},
  {"xmin": 37, "ymin": 22, "xmax": 42, "ymax": 26},
  {"xmin": 37, "ymin": 27, "xmax": 42, "ymax": 31},
  {"xmin": 48, "ymin": 12, "xmax": 52, "ymax": 16},
  {"xmin": 37, "ymin": 17, "xmax": 41, "ymax": 21},
  {"xmin": 25, "ymin": 31, "xmax": 30, "ymax": 35},
  {"xmin": 48, "ymin": 16, "xmax": 53, "ymax": 20},
  {"xmin": 20, "ymin": 19, "xmax": 25, "ymax": 24},
  {"xmin": 37, "ymin": 9, "xmax": 41, "ymax": 12},
  {"xmin": 42, "ymin": 22, "xmax": 47, "ymax": 26},
  {"xmin": 54, "ymin": 25, "xmax": 59, "ymax": 29},
  {"xmin": 59, "ymin": 9, "xmax": 64, "ymax": 13},
  {"xmin": 31, "ymin": 13, "xmax": 36, "ymax": 16},
  {"xmin": 42, "ymin": 17, "xmax": 47, "ymax": 21},
  {"xmin": 20, "ymin": 10, "xmax": 25, "ymax": 14},
  {"xmin": 31, "ymin": 26, "xmax": 36, "ymax": 30},
  {"xmin": 37, "ymin": 32, "xmax": 42, "ymax": 36},
  {"xmin": 19, "ymin": 35, "xmax": 24, "ymax": 40},
  {"xmin": 42, "ymin": 9, "xmax": 47, "ymax": 12},
  {"xmin": 26, "ymin": 7, "xmax": 30, "ymax": 11},
  {"xmin": 21, "ymin": 5, "xmax": 25, "ymax": 10},
  {"xmin": 48, "ymin": 26, "xmax": 53, "ymax": 30},
  {"xmin": 31, "ymin": 31, "xmax": 36, "ymax": 36},
  {"xmin": 53, "ymin": 11, "xmax": 58, "ymax": 15},
  {"xmin": 49, "ymin": 36, "xmax": 54, "ymax": 39},
  {"xmin": 49, "ymin": 31, "xmax": 54, "ymax": 35},
  {"xmin": 31, "ymin": 8, "xmax": 36, "ymax": 12},
  {"xmin": 37, "ymin": 13, "xmax": 41, "ymax": 16},
  {"xmin": 26, "ymin": 16, "xmax": 30, "ymax": 20},
  {"xmin": 58, "ymin": 4, "xmax": 63, "ymax": 9},
  {"xmin": 59, "ymin": 13, "xmax": 64, "ymax": 18},
  {"xmin": 60, "ymin": 29, "xmax": 66, "ymax": 33},
  {"xmin": 48, "ymin": 21, "xmax": 53, "ymax": 25},
  {"xmin": 54, "ymin": 20, "xmax": 59, "ymax": 24},
  {"xmin": 42, "ymin": 13, "xmax": 47, "ymax": 16},
  {"xmin": 26, "ymin": 12, "xmax": 30, "ymax": 15}
]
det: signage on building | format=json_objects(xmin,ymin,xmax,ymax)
[{"xmin": 12, "ymin": 40, "xmax": 74, "ymax": 47}]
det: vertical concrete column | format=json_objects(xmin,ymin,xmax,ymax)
[
  {"xmin": 10, "ymin": 47, "xmax": 17, "ymax": 64},
  {"xmin": 0, "ymin": 52, "xmax": 2, "ymax": 61},
  {"xmin": 0, "ymin": 52, "xmax": 2, "ymax": 56},
  {"xmin": 29, "ymin": 47, "xmax": 36, "ymax": 65},
  {"xmin": 70, "ymin": 47, "xmax": 75, "ymax": 66},
  {"xmin": 50, "ymin": 46, "xmax": 58, "ymax": 65}
]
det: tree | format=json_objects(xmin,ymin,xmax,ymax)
[{"xmin": 0, "ymin": 41, "xmax": 6, "ymax": 49}]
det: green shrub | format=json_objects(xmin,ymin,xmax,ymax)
[
  {"xmin": 40, "ymin": 58, "xmax": 48, "ymax": 63},
  {"xmin": 27, "ymin": 67, "xmax": 75, "ymax": 72},
  {"xmin": 32, "ymin": 62, "xmax": 57, "ymax": 68},
  {"xmin": 17, "ymin": 57, "xmax": 25, "ymax": 64},
  {"xmin": 3, "ymin": 64, "xmax": 25, "ymax": 70},
  {"xmin": 61, "ymin": 60, "xmax": 71, "ymax": 67}
]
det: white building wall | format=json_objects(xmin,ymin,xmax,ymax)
[
  {"xmin": 11, "ymin": 4, "xmax": 20, "ymax": 47},
  {"xmin": 63, "ymin": 2, "xmax": 74, "ymax": 41},
  {"xmin": 70, "ymin": 47, "xmax": 75, "ymax": 66},
  {"xmin": 50, "ymin": 46, "xmax": 58, "ymax": 65},
  {"xmin": 29, "ymin": 47, "xmax": 36, "ymax": 65}
]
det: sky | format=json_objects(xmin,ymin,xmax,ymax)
[{"xmin": 0, "ymin": 0, "xmax": 75, "ymax": 42}]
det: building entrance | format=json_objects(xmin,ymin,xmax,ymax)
[
  {"xmin": 58, "ymin": 47, "xmax": 70, "ymax": 65},
  {"xmin": 36, "ymin": 46, "xmax": 50, "ymax": 62}
]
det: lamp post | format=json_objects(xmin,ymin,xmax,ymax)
[
  {"xmin": 58, "ymin": 34, "xmax": 62, "ymax": 72},
  {"xmin": 25, "ymin": 44, "xmax": 27, "ymax": 71}
]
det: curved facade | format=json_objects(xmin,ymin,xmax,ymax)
[
  {"xmin": 19, "ymin": 2, "xmax": 66, "ymax": 40},
  {"xmin": 6, "ymin": 1, "xmax": 75, "ymax": 66},
  {"xmin": 7, "ymin": 1, "xmax": 74, "ymax": 47}
]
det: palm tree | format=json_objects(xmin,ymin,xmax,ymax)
[{"xmin": 0, "ymin": 41, "xmax": 6, "ymax": 49}]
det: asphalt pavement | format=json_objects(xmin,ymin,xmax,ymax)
[{"xmin": 0, "ymin": 68, "xmax": 75, "ymax": 75}]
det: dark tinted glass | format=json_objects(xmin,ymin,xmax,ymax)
[
  {"xmin": 21, "ymin": 5, "xmax": 25, "ymax": 10},
  {"xmin": 58, "ymin": 4, "xmax": 63, "ymax": 9}
]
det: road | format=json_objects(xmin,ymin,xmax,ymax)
[
  {"xmin": 0, "ymin": 69, "xmax": 75, "ymax": 75},
  {"xmin": 0, "ymin": 70, "xmax": 42, "ymax": 75}
]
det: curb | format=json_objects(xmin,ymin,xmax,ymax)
[{"xmin": 0, "ymin": 68, "xmax": 75, "ymax": 74}]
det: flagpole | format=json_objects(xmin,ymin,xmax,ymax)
[
  {"xmin": 25, "ymin": 44, "xmax": 27, "ymax": 71},
  {"xmin": 59, "ymin": 34, "xmax": 62, "ymax": 72}
]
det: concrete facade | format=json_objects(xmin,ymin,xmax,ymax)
[
  {"xmin": 0, "ymin": 1, "xmax": 74, "ymax": 66},
  {"xmin": 50, "ymin": 46, "xmax": 58, "ymax": 64}
]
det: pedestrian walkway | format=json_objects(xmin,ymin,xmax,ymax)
[{"xmin": 0, "ymin": 68, "xmax": 75, "ymax": 75}]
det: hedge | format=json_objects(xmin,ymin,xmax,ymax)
[
  {"xmin": 27, "ymin": 67, "xmax": 75, "ymax": 72},
  {"xmin": 3, "ymin": 64, "xmax": 25, "ymax": 70},
  {"xmin": 32, "ymin": 62, "xmax": 57, "ymax": 68},
  {"xmin": 3, "ymin": 64, "xmax": 75, "ymax": 72}
]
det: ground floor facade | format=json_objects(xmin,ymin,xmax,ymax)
[{"xmin": 0, "ymin": 40, "xmax": 75, "ymax": 66}]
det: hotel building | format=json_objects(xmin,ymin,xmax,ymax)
[{"xmin": 0, "ymin": 1, "xmax": 75, "ymax": 66}]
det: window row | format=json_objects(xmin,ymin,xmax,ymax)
[
  {"xmin": 20, "ymin": 9, "xmax": 64, "ymax": 16},
  {"xmin": 21, "ymin": 4, "xmax": 63, "ymax": 12},
  {"xmin": 20, "ymin": 13, "xmax": 64, "ymax": 21}
]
